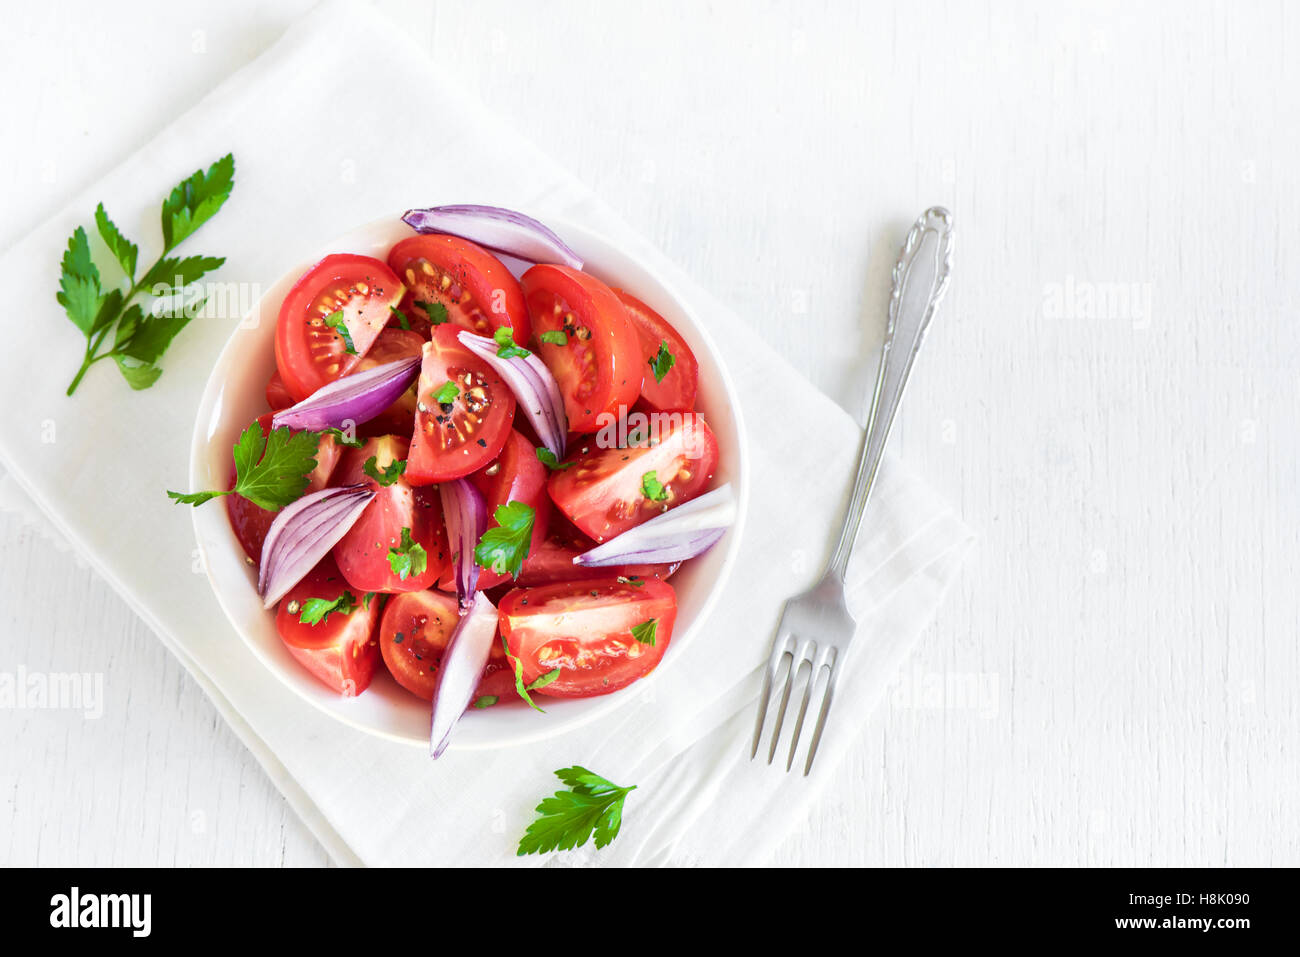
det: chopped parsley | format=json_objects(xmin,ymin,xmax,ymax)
[
  {"xmin": 630, "ymin": 619, "xmax": 658, "ymax": 647},
  {"xmin": 494, "ymin": 326, "xmax": 531, "ymax": 359},
  {"xmin": 387, "ymin": 526, "xmax": 428, "ymax": 581},
  {"xmin": 433, "ymin": 381, "xmax": 460, "ymax": 405},
  {"xmin": 416, "ymin": 300, "xmax": 449, "ymax": 325},
  {"xmin": 526, "ymin": 669, "xmax": 561, "ymax": 691},
  {"xmin": 323, "ymin": 309, "xmax": 357, "ymax": 354},
  {"xmin": 363, "ymin": 455, "xmax": 406, "ymax": 487},
  {"xmin": 167, "ymin": 420, "xmax": 318, "ymax": 511},
  {"xmin": 389, "ymin": 305, "xmax": 411, "ymax": 330},
  {"xmin": 504, "ymin": 634, "xmax": 545, "ymax": 712},
  {"xmin": 641, "ymin": 470, "xmax": 668, "ymax": 502},
  {"xmin": 539, "ymin": 330, "xmax": 568, "ymax": 346},
  {"xmin": 298, "ymin": 590, "xmax": 359, "ymax": 625},
  {"xmin": 648, "ymin": 340, "xmax": 675, "ymax": 383},
  {"xmin": 474, "ymin": 501, "xmax": 536, "ymax": 579},
  {"xmin": 535, "ymin": 447, "xmax": 573, "ymax": 471}
]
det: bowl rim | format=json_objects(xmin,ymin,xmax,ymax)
[{"xmin": 188, "ymin": 212, "xmax": 750, "ymax": 749}]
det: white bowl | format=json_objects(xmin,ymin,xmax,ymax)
[{"xmin": 189, "ymin": 214, "xmax": 748, "ymax": 749}]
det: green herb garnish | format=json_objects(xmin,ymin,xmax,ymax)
[
  {"xmin": 539, "ymin": 330, "xmax": 568, "ymax": 346},
  {"xmin": 363, "ymin": 455, "xmax": 407, "ymax": 487},
  {"xmin": 433, "ymin": 381, "xmax": 460, "ymax": 405},
  {"xmin": 416, "ymin": 300, "xmax": 448, "ymax": 325},
  {"xmin": 535, "ymin": 447, "xmax": 573, "ymax": 471},
  {"xmin": 474, "ymin": 501, "xmax": 536, "ymax": 578},
  {"xmin": 648, "ymin": 340, "xmax": 675, "ymax": 383},
  {"xmin": 630, "ymin": 619, "xmax": 658, "ymax": 647},
  {"xmin": 167, "ymin": 420, "xmax": 318, "ymax": 511},
  {"xmin": 323, "ymin": 309, "xmax": 357, "ymax": 354},
  {"xmin": 387, "ymin": 527, "xmax": 428, "ymax": 581},
  {"xmin": 517, "ymin": 767, "xmax": 637, "ymax": 856},
  {"xmin": 298, "ymin": 590, "xmax": 359, "ymax": 625},
  {"xmin": 641, "ymin": 470, "xmax": 668, "ymax": 502},
  {"xmin": 493, "ymin": 326, "xmax": 531, "ymax": 359}
]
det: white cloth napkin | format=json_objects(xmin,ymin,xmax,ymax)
[{"xmin": 0, "ymin": 0, "xmax": 971, "ymax": 866}]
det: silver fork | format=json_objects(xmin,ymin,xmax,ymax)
[{"xmin": 750, "ymin": 206, "xmax": 956, "ymax": 775}]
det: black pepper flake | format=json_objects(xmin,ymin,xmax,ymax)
[
  {"xmin": 476, "ymin": 438, "xmax": 487, "ymax": 447},
  {"xmin": 394, "ymin": 632, "xmax": 404, "ymax": 643}
]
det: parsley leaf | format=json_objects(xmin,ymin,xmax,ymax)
[
  {"xmin": 60, "ymin": 153, "xmax": 234, "ymax": 395},
  {"xmin": 648, "ymin": 339, "xmax": 675, "ymax": 383},
  {"xmin": 161, "ymin": 152, "xmax": 235, "ymax": 251},
  {"xmin": 298, "ymin": 590, "xmax": 359, "ymax": 625},
  {"xmin": 416, "ymin": 300, "xmax": 449, "ymax": 325},
  {"xmin": 167, "ymin": 420, "xmax": 319, "ymax": 511},
  {"xmin": 94, "ymin": 204, "xmax": 138, "ymax": 280},
  {"xmin": 389, "ymin": 305, "xmax": 411, "ymax": 330},
  {"xmin": 517, "ymin": 767, "xmax": 637, "ymax": 856},
  {"xmin": 630, "ymin": 619, "xmax": 658, "ymax": 646},
  {"xmin": 323, "ymin": 309, "xmax": 357, "ymax": 354},
  {"xmin": 641, "ymin": 470, "xmax": 668, "ymax": 501},
  {"xmin": 472, "ymin": 695, "xmax": 499, "ymax": 709},
  {"xmin": 539, "ymin": 330, "xmax": 568, "ymax": 346},
  {"xmin": 433, "ymin": 381, "xmax": 460, "ymax": 405},
  {"xmin": 363, "ymin": 455, "xmax": 407, "ymax": 487},
  {"xmin": 320, "ymin": 426, "xmax": 364, "ymax": 448},
  {"xmin": 526, "ymin": 669, "xmax": 561, "ymax": 691},
  {"xmin": 388, "ymin": 527, "xmax": 428, "ymax": 581},
  {"xmin": 474, "ymin": 501, "xmax": 536, "ymax": 578},
  {"xmin": 493, "ymin": 326, "xmax": 531, "ymax": 359},
  {"xmin": 503, "ymin": 634, "xmax": 545, "ymax": 712},
  {"xmin": 535, "ymin": 447, "xmax": 573, "ymax": 471}
]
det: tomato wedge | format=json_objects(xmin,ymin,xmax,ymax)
[
  {"xmin": 378, "ymin": 589, "xmax": 516, "ymax": 702},
  {"xmin": 331, "ymin": 435, "xmax": 448, "ymax": 593},
  {"xmin": 614, "ymin": 290, "xmax": 699, "ymax": 412},
  {"xmin": 521, "ymin": 264, "xmax": 641, "ymax": 433},
  {"xmin": 354, "ymin": 327, "xmax": 427, "ymax": 438},
  {"xmin": 275, "ymin": 556, "xmax": 382, "ymax": 696},
  {"xmin": 548, "ymin": 412, "xmax": 719, "ymax": 543},
  {"xmin": 388, "ymin": 234, "xmax": 529, "ymax": 344},
  {"xmin": 275, "ymin": 254, "xmax": 406, "ymax": 402},
  {"xmin": 225, "ymin": 413, "xmax": 342, "ymax": 562},
  {"xmin": 265, "ymin": 371, "xmax": 294, "ymax": 411},
  {"xmin": 514, "ymin": 526, "xmax": 680, "ymax": 587},
  {"xmin": 406, "ymin": 324, "xmax": 516, "ymax": 484},
  {"xmin": 499, "ymin": 578, "xmax": 676, "ymax": 697}
]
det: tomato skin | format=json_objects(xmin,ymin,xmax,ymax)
[
  {"xmin": 406, "ymin": 325, "xmax": 516, "ymax": 484},
  {"xmin": 275, "ymin": 556, "xmax": 382, "ymax": 697},
  {"xmin": 514, "ymin": 529, "xmax": 679, "ymax": 587},
  {"xmin": 225, "ymin": 413, "xmax": 341, "ymax": 563},
  {"xmin": 266, "ymin": 371, "xmax": 295, "ymax": 411},
  {"xmin": 614, "ymin": 290, "xmax": 699, "ymax": 412},
  {"xmin": 378, "ymin": 589, "xmax": 514, "ymax": 702},
  {"xmin": 521, "ymin": 264, "xmax": 641, "ymax": 433},
  {"xmin": 331, "ymin": 435, "xmax": 449, "ymax": 593},
  {"xmin": 499, "ymin": 578, "xmax": 676, "ymax": 697},
  {"xmin": 275, "ymin": 254, "xmax": 406, "ymax": 402},
  {"xmin": 353, "ymin": 327, "xmax": 427, "ymax": 438},
  {"xmin": 388, "ymin": 234, "xmax": 529, "ymax": 344},
  {"xmin": 548, "ymin": 412, "xmax": 719, "ymax": 543}
]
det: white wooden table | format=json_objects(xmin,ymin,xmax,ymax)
[{"xmin": 3, "ymin": 0, "xmax": 1296, "ymax": 866}]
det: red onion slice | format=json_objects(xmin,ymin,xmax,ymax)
[
  {"xmin": 258, "ymin": 484, "xmax": 375, "ymax": 607},
  {"xmin": 271, "ymin": 357, "xmax": 421, "ymax": 432},
  {"xmin": 458, "ymin": 331, "xmax": 567, "ymax": 458},
  {"xmin": 573, "ymin": 483, "xmax": 737, "ymax": 567},
  {"xmin": 402, "ymin": 205, "xmax": 583, "ymax": 271},
  {"xmin": 438, "ymin": 478, "xmax": 487, "ymax": 612},
  {"xmin": 430, "ymin": 591, "xmax": 500, "ymax": 758}
]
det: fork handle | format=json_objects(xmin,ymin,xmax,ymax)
[{"xmin": 826, "ymin": 207, "xmax": 955, "ymax": 580}]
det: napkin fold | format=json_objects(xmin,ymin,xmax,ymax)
[{"xmin": 0, "ymin": 0, "xmax": 971, "ymax": 866}]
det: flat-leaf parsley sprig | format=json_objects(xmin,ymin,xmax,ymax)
[
  {"xmin": 517, "ymin": 767, "xmax": 636, "ymax": 856},
  {"xmin": 166, "ymin": 420, "xmax": 319, "ymax": 511},
  {"xmin": 59, "ymin": 153, "xmax": 235, "ymax": 395}
]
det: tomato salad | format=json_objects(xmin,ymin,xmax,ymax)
[{"xmin": 180, "ymin": 205, "xmax": 736, "ymax": 755}]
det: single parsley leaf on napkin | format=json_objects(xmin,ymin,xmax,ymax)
[
  {"xmin": 166, "ymin": 420, "xmax": 319, "ymax": 511},
  {"xmin": 474, "ymin": 501, "xmax": 536, "ymax": 578},
  {"xmin": 58, "ymin": 153, "xmax": 235, "ymax": 395},
  {"xmin": 517, "ymin": 767, "xmax": 637, "ymax": 856}
]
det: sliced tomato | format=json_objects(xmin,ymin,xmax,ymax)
[
  {"xmin": 265, "ymin": 371, "xmax": 295, "ymax": 411},
  {"xmin": 354, "ymin": 327, "xmax": 427, "ymax": 438},
  {"xmin": 406, "ymin": 325, "xmax": 516, "ymax": 484},
  {"xmin": 331, "ymin": 435, "xmax": 448, "ymax": 593},
  {"xmin": 378, "ymin": 589, "xmax": 515, "ymax": 702},
  {"xmin": 275, "ymin": 556, "xmax": 382, "ymax": 696},
  {"xmin": 275, "ymin": 254, "xmax": 406, "ymax": 402},
  {"xmin": 521, "ymin": 264, "xmax": 641, "ymax": 433},
  {"xmin": 499, "ymin": 578, "xmax": 676, "ymax": 697},
  {"xmin": 548, "ymin": 411, "xmax": 719, "ymax": 543},
  {"xmin": 225, "ymin": 413, "xmax": 341, "ymax": 562},
  {"xmin": 614, "ymin": 290, "xmax": 699, "ymax": 411},
  {"xmin": 515, "ymin": 527, "xmax": 679, "ymax": 586},
  {"xmin": 388, "ymin": 234, "xmax": 529, "ymax": 344}
]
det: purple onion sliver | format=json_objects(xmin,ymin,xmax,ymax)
[
  {"xmin": 573, "ymin": 527, "xmax": 727, "ymax": 567},
  {"xmin": 430, "ymin": 592, "xmax": 500, "ymax": 759},
  {"xmin": 402, "ymin": 205, "xmax": 583, "ymax": 271},
  {"xmin": 459, "ymin": 331, "xmax": 566, "ymax": 458},
  {"xmin": 258, "ymin": 484, "xmax": 375, "ymax": 607},
  {"xmin": 271, "ymin": 357, "xmax": 420, "ymax": 432},
  {"xmin": 439, "ymin": 478, "xmax": 487, "ymax": 612}
]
